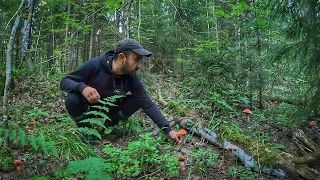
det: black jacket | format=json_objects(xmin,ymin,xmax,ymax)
[{"xmin": 60, "ymin": 50, "xmax": 171, "ymax": 134}]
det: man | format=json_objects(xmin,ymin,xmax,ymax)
[{"xmin": 60, "ymin": 39, "xmax": 181, "ymax": 143}]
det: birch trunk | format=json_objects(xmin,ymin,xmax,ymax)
[{"xmin": 2, "ymin": 0, "xmax": 24, "ymax": 147}]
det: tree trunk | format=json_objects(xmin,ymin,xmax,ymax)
[
  {"xmin": 20, "ymin": 0, "xmax": 36, "ymax": 69},
  {"xmin": 2, "ymin": 0, "xmax": 24, "ymax": 147},
  {"xmin": 89, "ymin": 15, "xmax": 95, "ymax": 60},
  {"xmin": 65, "ymin": 2, "xmax": 71, "ymax": 72}
]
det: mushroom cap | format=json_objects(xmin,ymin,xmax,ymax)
[
  {"xmin": 31, "ymin": 119, "xmax": 36, "ymax": 122},
  {"xmin": 14, "ymin": 160, "xmax": 23, "ymax": 166},
  {"xmin": 177, "ymin": 129, "xmax": 187, "ymax": 135},
  {"xmin": 226, "ymin": 145, "xmax": 236, "ymax": 150},
  {"xmin": 309, "ymin": 121, "xmax": 318, "ymax": 126},
  {"xmin": 243, "ymin": 109, "xmax": 251, "ymax": 114},
  {"xmin": 178, "ymin": 156, "xmax": 186, "ymax": 161}
]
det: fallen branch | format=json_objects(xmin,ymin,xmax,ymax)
[{"xmin": 174, "ymin": 118, "xmax": 289, "ymax": 179}]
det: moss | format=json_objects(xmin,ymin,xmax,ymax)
[
  {"xmin": 166, "ymin": 100, "xmax": 188, "ymax": 116},
  {"xmin": 0, "ymin": 148, "xmax": 14, "ymax": 171},
  {"xmin": 215, "ymin": 123, "xmax": 282, "ymax": 167}
]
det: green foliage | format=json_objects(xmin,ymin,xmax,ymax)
[
  {"xmin": 27, "ymin": 176, "xmax": 50, "ymax": 180},
  {"xmin": 165, "ymin": 100, "xmax": 188, "ymax": 116},
  {"xmin": 103, "ymin": 132, "xmax": 179, "ymax": 178},
  {"xmin": 61, "ymin": 157, "xmax": 113, "ymax": 180},
  {"xmin": 0, "ymin": 128, "xmax": 58, "ymax": 158},
  {"xmin": 27, "ymin": 109, "xmax": 49, "ymax": 119},
  {"xmin": 78, "ymin": 95, "xmax": 125, "ymax": 139},
  {"xmin": 190, "ymin": 148, "xmax": 220, "ymax": 176},
  {"xmin": 0, "ymin": 148, "xmax": 14, "ymax": 171},
  {"xmin": 228, "ymin": 165, "xmax": 260, "ymax": 180}
]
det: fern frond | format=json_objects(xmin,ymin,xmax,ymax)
[
  {"xmin": 77, "ymin": 127, "xmax": 101, "ymax": 139},
  {"xmin": 79, "ymin": 118, "xmax": 107, "ymax": 129},
  {"xmin": 85, "ymin": 111, "xmax": 111, "ymax": 121},
  {"xmin": 9, "ymin": 129, "xmax": 17, "ymax": 142},
  {"xmin": 27, "ymin": 135, "xmax": 38, "ymax": 151},
  {"xmin": 18, "ymin": 129, "xmax": 26, "ymax": 146},
  {"xmin": 4, "ymin": 129, "xmax": 9, "ymax": 139},
  {"xmin": 66, "ymin": 157, "xmax": 113, "ymax": 180},
  {"xmin": 36, "ymin": 137, "xmax": 48, "ymax": 156},
  {"xmin": 98, "ymin": 98, "xmax": 118, "ymax": 106},
  {"xmin": 92, "ymin": 105, "xmax": 109, "ymax": 113},
  {"xmin": 47, "ymin": 141, "xmax": 59, "ymax": 157}
]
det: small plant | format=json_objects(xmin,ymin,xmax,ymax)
[
  {"xmin": 77, "ymin": 95, "xmax": 125, "ymax": 139},
  {"xmin": 56, "ymin": 157, "xmax": 113, "ymax": 180},
  {"xmin": 103, "ymin": 132, "xmax": 179, "ymax": 178},
  {"xmin": 0, "ymin": 128, "xmax": 58, "ymax": 157},
  {"xmin": 227, "ymin": 165, "xmax": 260, "ymax": 180},
  {"xmin": 190, "ymin": 148, "xmax": 220, "ymax": 176},
  {"xmin": 27, "ymin": 109, "xmax": 49, "ymax": 120}
]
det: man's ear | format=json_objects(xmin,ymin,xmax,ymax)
[{"xmin": 118, "ymin": 53, "xmax": 126, "ymax": 64}]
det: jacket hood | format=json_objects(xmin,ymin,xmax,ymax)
[{"xmin": 100, "ymin": 50, "xmax": 115, "ymax": 74}]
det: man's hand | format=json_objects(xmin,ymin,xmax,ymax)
[
  {"xmin": 82, "ymin": 86, "xmax": 101, "ymax": 104},
  {"xmin": 168, "ymin": 130, "xmax": 182, "ymax": 143}
]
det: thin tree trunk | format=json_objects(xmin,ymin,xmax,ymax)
[
  {"xmin": 64, "ymin": 2, "xmax": 71, "ymax": 72},
  {"xmin": 20, "ymin": 0, "xmax": 35, "ymax": 69},
  {"xmin": 206, "ymin": 0, "xmax": 210, "ymax": 39},
  {"xmin": 15, "ymin": 32, "xmax": 20, "ymax": 67},
  {"xmin": 3, "ymin": 0, "xmax": 24, "ymax": 147},
  {"xmin": 137, "ymin": 0, "xmax": 141, "ymax": 41},
  {"xmin": 213, "ymin": 0, "xmax": 219, "ymax": 53},
  {"xmin": 89, "ymin": 16, "xmax": 95, "ymax": 60}
]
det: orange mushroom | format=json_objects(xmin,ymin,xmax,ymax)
[
  {"xmin": 14, "ymin": 160, "xmax": 23, "ymax": 176},
  {"xmin": 225, "ymin": 145, "xmax": 236, "ymax": 150},
  {"xmin": 177, "ymin": 156, "xmax": 186, "ymax": 171},
  {"xmin": 178, "ymin": 156, "xmax": 186, "ymax": 161},
  {"xmin": 177, "ymin": 129, "xmax": 187, "ymax": 135},
  {"xmin": 30, "ymin": 119, "xmax": 36, "ymax": 129},
  {"xmin": 243, "ymin": 109, "xmax": 251, "ymax": 122},
  {"xmin": 309, "ymin": 121, "xmax": 318, "ymax": 127},
  {"xmin": 173, "ymin": 89, "xmax": 178, "ymax": 99}
]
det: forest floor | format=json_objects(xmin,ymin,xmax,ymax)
[{"xmin": 0, "ymin": 72, "xmax": 315, "ymax": 180}]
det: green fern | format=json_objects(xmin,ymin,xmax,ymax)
[
  {"xmin": 46, "ymin": 141, "xmax": 58, "ymax": 158},
  {"xmin": 79, "ymin": 118, "xmax": 107, "ymax": 129},
  {"xmin": 4, "ymin": 129, "xmax": 9, "ymax": 139},
  {"xmin": 66, "ymin": 157, "xmax": 113, "ymax": 180},
  {"xmin": 18, "ymin": 129, "xmax": 26, "ymax": 146},
  {"xmin": 9, "ymin": 129, "xmax": 16, "ymax": 141},
  {"xmin": 27, "ymin": 135, "xmax": 38, "ymax": 151},
  {"xmin": 0, "ymin": 128, "xmax": 58, "ymax": 157},
  {"xmin": 36, "ymin": 137, "xmax": 47, "ymax": 156},
  {"xmin": 92, "ymin": 105, "xmax": 110, "ymax": 113},
  {"xmin": 77, "ymin": 127, "xmax": 102, "ymax": 139},
  {"xmin": 85, "ymin": 111, "xmax": 111, "ymax": 121}
]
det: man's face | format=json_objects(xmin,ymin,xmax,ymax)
[{"xmin": 120, "ymin": 51, "xmax": 143, "ymax": 75}]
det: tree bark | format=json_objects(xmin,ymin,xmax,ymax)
[
  {"xmin": 20, "ymin": 0, "xmax": 36, "ymax": 69},
  {"xmin": 3, "ymin": 0, "xmax": 24, "ymax": 147},
  {"xmin": 89, "ymin": 15, "xmax": 95, "ymax": 60}
]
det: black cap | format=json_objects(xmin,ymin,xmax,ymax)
[{"xmin": 115, "ymin": 39, "xmax": 152, "ymax": 57}]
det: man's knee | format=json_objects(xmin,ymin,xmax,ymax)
[
  {"xmin": 65, "ymin": 93, "xmax": 82, "ymax": 107},
  {"xmin": 65, "ymin": 93, "xmax": 89, "ymax": 118}
]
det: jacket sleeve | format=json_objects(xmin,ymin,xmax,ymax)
[
  {"xmin": 131, "ymin": 76, "xmax": 172, "ymax": 134},
  {"xmin": 60, "ymin": 59, "xmax": 96, "ymax": 94}
]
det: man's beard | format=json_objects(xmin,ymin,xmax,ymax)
[{"xmin": 121, "ymin": 63, "xmax": 135, "ymax": 75}]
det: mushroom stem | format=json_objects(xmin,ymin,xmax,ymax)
[
  {"xmin": 246, "ymin": 114, "xmax": 250, "ymax": 122},
  {"xmin": 16, "ymin": 165, "xmax": 22, "ymax": 176}
]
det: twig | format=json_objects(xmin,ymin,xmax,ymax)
[
  {"xmin": 5, "ymin": 0, "xmax": 25, "ymax": 29},
  {"xmin": 138, "ymin": 169, "xmax": 161, "ymax": 179}
]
